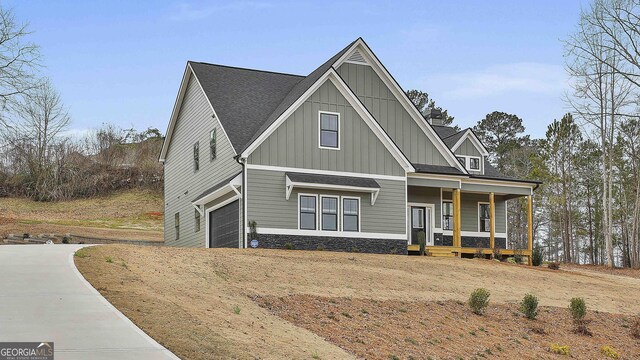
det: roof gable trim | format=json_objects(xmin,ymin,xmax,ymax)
[
  {"xmin": 333, "ymin": 39, "xmax": 468, "ymax": 174},
  {"xmin": 450, "ymin": 129, "xmax": 489, "ymax": 157},
  {"xmin": 159, "ymin": 63, "xmax": 237, "ymax": 162},
  {"xmin": 240, "ymin": 69, "xmax": 414, "ymax": 173}
]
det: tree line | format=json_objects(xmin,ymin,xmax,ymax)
[
  {"xmin": 0, "ymin": 7, "xmax": 162, "ymax": 201},
  {"xmin": 409, "ymin": 0, "xmax": 640, "ymax": 268}
]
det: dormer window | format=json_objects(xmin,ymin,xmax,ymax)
[
  {"xmin": 469, "ymin": 157, "xmax": 480, "ymax": 170},
  {"xmin": 319, "ymin": 111, "xmax": 340, "ymax": 149},
  {"xmin": 457, "ymin": 155, "xmax": 482, "ymax": 172}
]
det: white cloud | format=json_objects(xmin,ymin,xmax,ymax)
[
  {"xmin": 431, "ymin": 62, "xmax": 568, "ymax": 100},
  {"xmin": 168, "ymin": 1, "xmax": 276, "ymax": 21}
]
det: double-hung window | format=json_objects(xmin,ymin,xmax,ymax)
[
  {"xmin": 321, "ymin": 196, "xmax": 338, "ymax": 231},
  {"xmin": 319, "ymin": 112, "xmax": 339, "ymax": 149},
  {"xmin": 442, "ymin": 201, "xmax": 453, "ymax": 230},
  {"xmin": 479, "ymin": 203, "xmax": 490, "ymax": 232},
  {"xmin": 342, "ymin": 198, "xmax": 359, "ymax": 232},
  {"xmin": 299, "ymin": 195, "xmax": 317, "ymax": 230}
]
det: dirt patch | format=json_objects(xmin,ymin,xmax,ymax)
[
  {"xmin": 562, "ymin": 263, "xmax": 640, "ymax": 280},
  {"xmin": 256, "ymin": 295, "xmax": 640, "ymax": 359},
  {"xmin": 75, "ymin": 245, "xmax": 640, "ymax": 359},
  {"xmin": 0, "ymin": 190, "xmax": 163, "ymax": 241}
]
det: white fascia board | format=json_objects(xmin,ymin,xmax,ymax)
[
  {"xmin": 239, "ymin": 69, "xmax": 414, "ymax": 173},
  {"xmin": 159, "ymin": 64, "xmax": 192, "ymax": 162},
  {"xmin": 160, "ymin": 63, "xmax": 237, "ymax": 163},
  {"xmin": 333, "ymin": 39, "xmax": 468, "ymax": 174},
  {"xmin": 451, "ymin": 130, "xmax": 489, "ymax": 157}
]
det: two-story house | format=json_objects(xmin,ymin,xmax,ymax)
[{"xmin": 159, "ymin": 38, "xmax": 540, "ymax": 262}]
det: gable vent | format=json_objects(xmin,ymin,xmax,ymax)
[{"xmin": 346, "ymin": 49, "xmax": 368, "ymax": 65}]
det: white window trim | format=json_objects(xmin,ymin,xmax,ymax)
[
  {"xmin": 457, "ymin": 155, "xmax": 482, "ymax": 173},
  {"xmin": 340, "ymin": 196, "xmax": 361, "ymax": 232},
  {"xmin": 318, "ymin": 110, "xmax": 341, "ymax": 150},
  {"xmin": 298, "ymin": 193, "xmax": 319, "ymax": 231},
  {"xmin": 478, "ymin": 201, "xmax": 491, "ymax": 233},
  {"xmin": 407, "ymin": 202, "xmax": 435, "ymax": 246},
  {"xmin": 320, "ymin": 195, "xmax": 339, "ymax": 231}
]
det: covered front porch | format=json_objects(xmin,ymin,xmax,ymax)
[{"xmin": 406, "ymin": 174, "xmax": 536, "ymax": 264}]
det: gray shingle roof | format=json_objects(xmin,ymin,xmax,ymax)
[
  {"xmin": 189, "ymin": 63, "xmax": 304, "ymax": 154},
  {"xmin": 412, "ymin": 164, "xmax": 465, "ymax": 176},
  {"xmin": 472, "ymin": 160, "xmax": 542, "ymax": 184},
  {"xmin": 189, "ymin": 39, "xmax": 358, "ymax": 155},
  {"xmin": 432, "ymin": 124, "xmax": 459, "ymax": 139},
  {"xmin": 286, "ymin": 172, "xmax": 380, "ymax": 189},
  {"xmin": 442, "ymin": 130, "xmax": 466, "ymax": 149}
]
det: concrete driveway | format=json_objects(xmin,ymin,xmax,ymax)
[{"xmin": 0, "ymin": 245, "xmax": 179, "ymax": 360}]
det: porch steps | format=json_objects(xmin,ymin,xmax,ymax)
[{"xmin": 426, "ymin": 248, "xmax": 456, "ymax": 257}]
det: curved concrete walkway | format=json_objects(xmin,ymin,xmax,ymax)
[{"xmin": 0, "ymin": 245, "xmax": 179, "ymax": 360}]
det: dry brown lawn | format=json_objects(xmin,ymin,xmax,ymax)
[
  {"xmin": 75, "ymin": 245, "xmax": 640, "ymax": 360},
  {"xmin": 0, "ymin": 190, "xmax": 163, "ymax": 241}
]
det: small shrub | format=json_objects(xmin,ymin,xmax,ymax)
[
  {"xmin": 283, "ymin": 242, "xmax": 294, "ymax": 250},
  {"xmin": 105, "ymin": 256, "xmax": 113, "ymax": 263},
  {"xmin": 569, "ymin": 298, "xmax": 587, "ymax": 322},
  {"xmin": 233, "ymin": 305, "xmax": 241, "ymax": 315},
  {"xmin": 62, "ymin": 236, "xmax": 70, "ymax": 244},
  {"xmin": 506, "ymin": 257, "xmax": 517, "ymax": 264},
  {"xmin": 532, "ymin": 246, "xmax": 544, "ymax": 266},
  {"xmin": 631, "ymin": 315, "xmax": 640, "ymax": 338},
  {"xmin": 468, "ymin": 288, "xmax": 491, "ymax": 315},
  {"xmin": 474, "ymin": 247, "xmax": 484, "ymax": 259},
  {"xmin": 549, "ymin": 343, "xmax": 570, "ymax": 355},
  {"xmin": 316, "ymin": 245, "xmax": 324, "ymax": 251},
  {"xmin": 311, "ymin": 351, "xmax": 321, "ymax": 360},
  {"xmin": 600, "ymin": 345, "xmax": 620, "ymax": 359},
  {"xmin": 520, "ymin": 293, "xmax": 539, "ymax": 320},
  {"xmin": 569, "ymin": 297, "xmax": 591, "ymax": 335},
  {"xmin": 548, "ymin": 262, "xmax": 561, "ymax": 270}
]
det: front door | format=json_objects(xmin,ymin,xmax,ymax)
[{"xmin": 411, "ymin": 206, "xmax": 432, "ymax": 246}]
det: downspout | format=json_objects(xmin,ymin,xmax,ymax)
[{"xmin": 235, "ymin": 154, "xmax": 246, "ymax": 248}]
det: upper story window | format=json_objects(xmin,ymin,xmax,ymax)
[
  {"xmin": 457, "ymin": 155, "xmax": 482, "ymax": 172},
  {"xmin": 442, "ymin": 200, "xmax": 453, "ymax": 230},
  {"xmin": 479, "ymin": 203, "xmax": 490, "ymax": 232},
  {"xmin": 321, "ymin": 196, "xmax": 338, "ymax": 231},
  {"xmin": 210, "ymin": 129, "xmax": 217, "ymax": 161},
  {"xmin": 469, "ymin": 157, "xmax": 480, "ymax": 170},
  {"xmin": 319, "ymin": 112, "xmax": 339, "ymax": 149},
  {"xmin": 299, "ymin": 195, "xmax": 317, "ymax": 230},
  {"xmin": 193, "ymin": 141, "xmax": 200, "ymax": 172}
]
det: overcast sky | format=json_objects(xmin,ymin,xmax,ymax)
[{"xmin": 7, "ymin": 0, "xmax": 585, "ymax": 139}]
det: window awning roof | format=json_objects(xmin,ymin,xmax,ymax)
[{"xmin": 285, "ymin": 172, "xmax": 380, "ymax": 204}]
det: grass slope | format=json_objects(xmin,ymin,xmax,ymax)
[
  {"xmin": 0, "ymin": 190, "xmax": 163, "ymax": 241},
  {"xmin": 75, "ymin": 245, "xmax": 640, "ymax": 359}
]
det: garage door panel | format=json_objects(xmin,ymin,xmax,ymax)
[{"xmin": 209, "ymin": 200, "xmax": 239, "ymax": 248}]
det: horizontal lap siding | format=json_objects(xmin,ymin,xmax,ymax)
[
  {"xmin": 247, "ymin": 168, "xmax": 406, "ymax": 234},
  {"xmin": 248, "ymin": 80, "xmax": 405, "ymax": 177},
  {"xmin": 164, "ymin": 75, "xmax": 243, "ymax": 247},
  {"xmin": 337, "ymin": 62, "xmax": 449, "ymax": 166}
]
